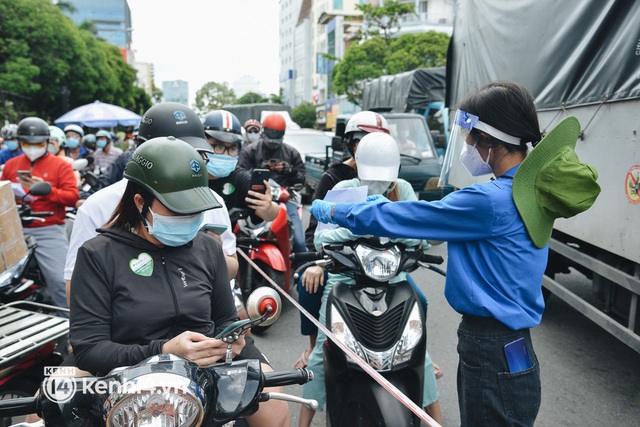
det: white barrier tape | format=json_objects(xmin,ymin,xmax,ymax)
[{"xmin": 237, "ymin": 248, "xmax": 441, "ymax": 427}]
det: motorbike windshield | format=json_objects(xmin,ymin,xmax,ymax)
[{"xmin": 385, "ymin": 117, "xmax": 436, "ymax": 160}]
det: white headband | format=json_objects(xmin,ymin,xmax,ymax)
[{"xmin": 474, "ymin": 120, "xmax": 521, "ymax": 145}]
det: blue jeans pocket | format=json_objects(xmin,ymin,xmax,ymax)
[{"xmin": 498, "ymin": 364, "xmax": 541, "ymax": 423}]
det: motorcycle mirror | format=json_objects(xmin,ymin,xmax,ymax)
[
  {"xmin": 246, "ymin": 287, "xmax": 282, "ymax": 327},
  {"xmin": 331, "ymin": 136, "xmax": 344, "ymax": 151},
  {"xmin": 72, "ymin": 158, "xmax": 89, "ymax": 171},
  {"xmin": 28, "ymin": 181, "xmax": 52, "ymax": 197}
]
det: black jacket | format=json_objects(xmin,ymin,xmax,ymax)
[
  {"xmin": 70, "ymin": 227, "xmax": 235, "ymax": 375},
  {"xmin": 237, "ymin": 140, "xmax": 305, "ymax": 188}
]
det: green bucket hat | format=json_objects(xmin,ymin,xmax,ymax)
[
  {"xmin": 513, "ymin": 116, "xmax": 601, "ymax": 248},
  {"xmin": 124, "ymin": 136, "xmax": 221, "ymax": 214}
]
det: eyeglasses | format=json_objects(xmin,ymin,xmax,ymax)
[
  {"xmin": 211, "ymin": 143, "xmax": 240, "ymax": 156},
  {"xmin": 247, "ymin": 129, "xmax": 260, "ymax": 134},
  {"xmin": 469, "ymin": 129, "xmax": 496, "ymax": 146}
]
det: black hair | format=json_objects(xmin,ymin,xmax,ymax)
[
  {"xmin": 460, "ymin": 81, "xmax": 542, "ymax": 152},
  {"xmin": 105, "ymin": 181, "xmax": 155, "ymax": 230}
]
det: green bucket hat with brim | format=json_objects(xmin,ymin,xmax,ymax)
[{"xmin": 513, "ymin": 116, "xmax": 601, "ymax": 248}]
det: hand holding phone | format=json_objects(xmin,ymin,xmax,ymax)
[
  {"xmin": 17, "ymin": 170, "xmax": 32, "ymax": 180},
  {"xmin": 251, "ymin": 169, "xmax": 270, "ymax": 194},
  {"xmin": 200, "ymin": 223, "xmax": 228, "ymax": 235}
]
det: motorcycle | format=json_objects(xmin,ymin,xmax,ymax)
[
  {"xmin": 0, "ymin": 288, "xmax": 318, "ymax": 427},
  {"xmin": 293, "ymin": 238, "xmax": 446, "ymax": 426},
  {"xmin": 0, "ymin": 182, "xmax": 53, "ymax": 305},
  {"xmin": 0, "ymin": 301, "xmax": 69, "ymax": 427},
  {"xmin": 231, "ymin": 181, "xmax": 302, "ymax": 333}
]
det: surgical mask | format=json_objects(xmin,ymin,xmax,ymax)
[
  {"xmin": 96, "ymin": 139, "xmax": 108, "ymax": 149},
  {"xmin": 47, "ymin": 143, "xmax": 59, "ymax": 155},
  {"xmin": 143, "ymin": 208, "xmax": 204, "ymax": 247},
  {"xmin": 22, "ymin": 145, "xmax": 47, "ymax": 161},
  {"xmin": 459, "ymin": 143, "xmax": 493, "ymax": 176},
  {"xmin": 65, "ymin": 138, "xmax": 80, "ymax": 149},
  {"xmin": 206, "ymin": 153, "xmax": 238, "ymax": 178},
  {"xmin": 247, "ymin": 133, "xmax": 260, "ymax": 144},
  {"xmin": 5, "ymin": 140, "xmax": 18, "ymax": 151},
  {"xmin": 361, "ymin": 179, "xmax": 393, "ymax": 195},
  {"xmin": 264, "ymin": 139, "xmax": 282, "ymax": 151}
]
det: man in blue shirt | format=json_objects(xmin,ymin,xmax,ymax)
[
  {"xmin": 0, "ymin": 124, "xmax": 21, "ymax": 166},
  {"xmin": 311, "ymin": 81, "xmax": 600, "ymax": 426}
]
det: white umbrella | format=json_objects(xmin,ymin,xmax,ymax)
[{"xmin": 54, "ymin": 100, "xmax": 142, "ymax": 128}]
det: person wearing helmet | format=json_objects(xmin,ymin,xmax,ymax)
[
  {"xmin": 0, "ymin": 124, "xmax": 21, "ymax": 165},
  {"xmin": 238, "ymin": 113, "xmax": 307, "ymax": 257},
  {"xmin": 1, "ymin": 117, "xmax": 79, "ymax": 311},
  {"xmin": 65, "ymin": 103, "xmax": 238, "ymax": 313},
  {"xmin": 243, "ymin": 119, "xmax": 262, "ymax": 145},
  {"xmin": 299, "ymin": 132, "xmax": 443, "ymax": 426},
  {"xmin": 69, "ymin": 137, "xmax": 290, "ymax": 427},
  {"xmin": 93, "ymin": 129, "xmax": 123, "ymax": 171},
  {"xmin": 82, "ymin": 133, "xmax": 97, "ymax": 151},
  {"xmin": 63, "ymin": 124, "xmax": 94, "ymax": 163},
  {"xmin": 203, "ymin": 110, "xmax": 279, "ymax": 225},
  {"xmin": 295, "ymin": 112, "xmax": 389, "ymax": 366}
]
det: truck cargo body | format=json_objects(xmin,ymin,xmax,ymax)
[{"xmin": 448, "ymin": 0, "xmax": 640, "ymax": 350}]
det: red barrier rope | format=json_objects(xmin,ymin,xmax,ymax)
[{"xmin": 236, "ymin": 248, "xmax": 441, "ymax": 427}]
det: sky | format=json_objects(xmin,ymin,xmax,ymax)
[{"xmin": 127, "ymin": 0, "xmax": 281, "ymax": 105}]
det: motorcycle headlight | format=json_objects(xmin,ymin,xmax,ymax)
[
  {"xmin": 393, "ymin": 302, "xmax": 423, "ymax": 366},
  {"xmin": 355, "ymin": 244, "xmax": 401, "ymax": 282},
  {"xmin": 330, "ymin": 304, "xmax": 365, "ymax": 363},
  {"xmin": 105, "ymin": 373, "xmax": 204, "ymax": 427}
]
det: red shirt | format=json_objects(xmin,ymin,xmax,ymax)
[{"xmin": 1, "ymin": 153, "xmax": 79, "ymax": 228}]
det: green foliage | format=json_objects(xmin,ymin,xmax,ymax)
[
  {"xmin": 267, "ymin": 89, "xmax": 285, "ymax": 105},
  {"xmin": 292, "ymin": 102, "xmax": 317, "ymax": 128},
  {"xmin": 194, "ymin": 81, "xmax": 236, "ymax": 115},
  {"xmin": 331, "ymin": 31, "xmax": 449, "ymax": 104},
  {"xmin": 356, "ymin": 0, "xmax": 415, "ymax": 43},
  {"xmin": 0, "ymin": 0, "xmax": 149, "ymax": 122},
  {"xmin": 235, "ymin": 91, "xmax": 267, "ymax": 104}
]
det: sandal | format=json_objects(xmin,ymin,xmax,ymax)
[
  {"xmin": 294, "ymin": 349, "xmax": 310, "ymax": 369},
  {"xmin": 434, "ymin": 363, "xmax": 444, "ymax": 380}
]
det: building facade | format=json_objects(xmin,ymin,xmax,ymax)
[
  {"xmin": 162, "ymin": 80, "xmax": 189, "ymax": 106},
  {"xmin": 63, "ymin": 0, "xmax": 133, "ymax": 63}
]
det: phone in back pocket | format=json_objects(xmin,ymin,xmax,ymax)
[{"xmin": 504, "ymin": 337, "xmax": 533, "ymax": 373}]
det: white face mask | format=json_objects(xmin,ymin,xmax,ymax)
[
  {"xmin": 459, "ymin": 143, "xmax": 493, "ymax": 176},
  {"xmin": 22, "ymin": 145, "xmax": 47, "ymax": 161},
  {"xmin": 247, "ymin": 133, "xmax": 260, "ymax": 144},
  {"xmin": 361, "ymin": 179, "xmax": 392, "ymax": 195}
]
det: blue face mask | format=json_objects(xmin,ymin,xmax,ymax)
[
  {"xmin": 206, "ymin": 154, "xmax": 238, "ymax": 178},
  {"xmin": 65, "ymin": 138, "xmax": 80, "ymax": 149},
  {"xmin": 144, "ymin": 208, "xmax": 204, "ymax": 247},
  {"xmin": 96, "ymin": 139, "xmax": 108, "ymax": 149},
  {"xmin": 4, "ymin": 140, "xmax": 19, "ymax": 151}
]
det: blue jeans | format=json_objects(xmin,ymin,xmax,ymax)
[{"xmin": 457, "ymin": 315, "xmax": 541, "ymax": 426}]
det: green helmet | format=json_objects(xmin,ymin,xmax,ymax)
[{"xmin": 124, "ymin": 136, "xmax": 221, "ymax": 214}]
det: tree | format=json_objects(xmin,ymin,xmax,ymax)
[
  {"xmin": 235, "ymin": 91, "xmax": 266, "ymax": 104},
  {"xmin": 356, "ymin": 0, "xmax": 415, "ymax": 44},
  {"xmin": 292, "ymin": 102, "xmax": 317, "ymax": 128},
  {"xmin": 194, "ymin": 81, "xmax": 236, "ymax": 115},
  {"xmin": 331, "ymin": 31, "xmax": 449, "ymax": 104},
  {"xmin": 0, "ymin": 0, "xmax": 150, "ymax": 122},
  {"xmin": 152, "ymin": 85, "xmax": 163, "ymax": 104}
]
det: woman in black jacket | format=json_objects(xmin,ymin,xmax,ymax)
[{"xmin": 70, "ymin": 136, "xmax": 290, "ymax": 427}]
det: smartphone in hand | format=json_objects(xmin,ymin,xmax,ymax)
[
  {"xmin": 200, "ymin": 223, "xmax": 228, "ymax": 235},
  {"xmin": 250, "ymin": 169, "xmax": 270, "ymax": 194},
  {"xmin": 17, "ymin": 170, "xmax": 32, "ymax": 179}
]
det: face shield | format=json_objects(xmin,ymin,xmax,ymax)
[{"xmin": 438, "ymin": 109, "xmax": 494, "ymax": 188}]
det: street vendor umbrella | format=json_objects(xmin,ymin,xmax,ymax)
[{"xmin": 54, "ymin": 100, "xmax": 142, "ymax": 128}]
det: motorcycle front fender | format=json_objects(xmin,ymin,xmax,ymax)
[{"xmin": 249, "ymin": 243, "xmax": 287, "ymax": 272}]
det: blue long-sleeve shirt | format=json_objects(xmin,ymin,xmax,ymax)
[{"xmin": 331, "ymin": 166, "xmax": 547, "ymax": 330}]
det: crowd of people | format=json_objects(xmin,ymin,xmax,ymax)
[{"xmin": 0, "ymin": 79, "xmax": 600, "ymax": 427}]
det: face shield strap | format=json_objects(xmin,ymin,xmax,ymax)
[{"xmin": 474, "ymin": 120, "xmax": 521, "ymax": 146}]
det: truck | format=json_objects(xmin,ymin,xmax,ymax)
[
  {"xmin": 305, "ymin": 67, "xmax": 450, "ymax": 201},
  {"xmin": 448, "ymin": 0, "xmax": 640, "ymax": 351}
]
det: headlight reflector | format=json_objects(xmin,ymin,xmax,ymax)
[{"xmin": 354, "ymin": 244, "xmax": 401, "ymax": 282}]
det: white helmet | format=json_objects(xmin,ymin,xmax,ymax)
[
  {"xmin": 63, "ymin": 124, "xmax": 84, "ymax": 138},
  {"xmin": 355, "ymin": 132, "xmax": 400, "ymax": 182},
  {"xmin": 344, "ymin": 111, "xmax": 389, "ymax": 156}
]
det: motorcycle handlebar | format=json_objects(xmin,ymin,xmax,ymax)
[
  {"xmin": 30, "ymin": 211, "xmax": 54, "ymax": 217},
  {"xmin": 263, "ymin": 368, "xmax": 314, "ymax": 387},
  {"xmin": 420, "ymin": 253, "xmax": 444, "ymax": 265},
  {"xmin": 0, "ymin": 396, "xmax": 37, "ymax": 417},
  {"xmin": 289, "ymin": 251, "xmax": 323, "ymax": 262}
]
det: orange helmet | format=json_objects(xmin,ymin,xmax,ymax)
[{"xmin": 261, "ymin": 114, "xmax": 286, "ymax": 148}]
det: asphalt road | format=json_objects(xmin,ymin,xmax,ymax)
[{"xmin": 252, "ymin": 207, "xmax": 640, "ymax": 426}]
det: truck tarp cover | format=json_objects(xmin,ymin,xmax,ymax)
[
  {"xmin": 363, "ymin": 67, "xmax": 446, "ymax": 112},
  {"xmin": 447, "ymin": 0, "xmax": 640, "ymax": 110}
]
